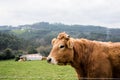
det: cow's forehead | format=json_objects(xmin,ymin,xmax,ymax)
[
  {"xmin": 55, "ymin": 39, "xmax": 67, "ymax": 44},
  {"xmin": 53, "ymin": 39, "xmax": 67, "ymax": 48}
]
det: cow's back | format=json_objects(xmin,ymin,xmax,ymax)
[{"xmin": 92, "ymin": 41, "xmax": 120, "ymax": 78}]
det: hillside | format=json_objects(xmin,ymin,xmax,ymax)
[
  {"xmin": 1, "ymin": 22, "xmax": 120, "ymax": 43},
  {"xmin": 8, "ymin": 22, "xmax": 119, "ymax": 42},
  {"xmin": 0, "ymin": 22, "xmax": 120, "ymax": 57}
]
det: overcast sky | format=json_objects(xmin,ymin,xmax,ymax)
[{"xmin": 0, "ymin": 0, "xmax": 120, "ymax": 28}]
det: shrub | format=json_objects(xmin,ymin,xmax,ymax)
[
  {"xmin": 0, "ymin": 48, "xmax": 15, "ymax": 60},
  {"xmin": 0, "ymin": 52, "xmax": 5, "ymax": 60},
  {"xmin": 28, "ymin": 46, "xmax": 38, "ymax": 54},
  {"xmin": 37, "ymin": 46, "xmax": 51, "ymax": 56}
]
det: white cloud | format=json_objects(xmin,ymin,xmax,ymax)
[{"xmin": 0, "ymin": 0, "xmax": 120, "ymax": 28}]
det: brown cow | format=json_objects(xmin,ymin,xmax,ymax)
[{"xmin": 47, "ymin": 32, "xmax": 120, "ymax": 80}]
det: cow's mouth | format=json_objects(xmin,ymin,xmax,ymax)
[{"xmin": 57, "ymin": 61, "xmax": 71, "ymax": 66}]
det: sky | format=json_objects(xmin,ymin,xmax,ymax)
[{"xmin": 0, "ymin": 0, "xmax": 120, "ymax": 28}]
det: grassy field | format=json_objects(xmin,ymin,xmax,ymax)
[
  {"xmin": 11, "ymin": 30, "xmax": 27, "ymax": 35},
  {"xmin": 0, "ymin": 60, "xmax": 77, "ymax": 80}
]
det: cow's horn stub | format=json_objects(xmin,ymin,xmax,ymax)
[
  {"xmin": 66, "ymin": 35, "xmax": 70, "ymax": 40},
  {"xmin": 57, "ymin": 32, "xmax": 70, "ymax": 40}
]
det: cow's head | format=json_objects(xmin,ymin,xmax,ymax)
[{"xmin": 47, "ymin": 32, "xmax": 74, "ymax": 65}]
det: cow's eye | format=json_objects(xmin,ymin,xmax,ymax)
[{"xmin": 59, "ymin": 45, "xmax": 65, "ymax": 48}]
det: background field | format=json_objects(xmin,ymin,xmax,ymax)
[{"xmin": 0, "ymin": 60, "xmax": 77, "ymax": 80}]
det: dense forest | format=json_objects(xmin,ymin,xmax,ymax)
[
  {"xmin": 0, "ymin": 32, "xmax": 33, "ymax": 60},
  {"xmin": 0, "ymin": 22, "xmax": 120, "ymax": 60}
]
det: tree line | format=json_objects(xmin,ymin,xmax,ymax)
[
  {"xmin": 0, "ymin": 32, "xmax": 37, "ymax": 60},
  {"xmin": 0, "ymin": 22, "xmax": 120, "ymax": 60}
]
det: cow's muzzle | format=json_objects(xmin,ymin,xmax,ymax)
[
  {"xmin": 47, "ymin": 57, "xmax": 52, "ymax": 63},
  {"xmin": 47, "ymin": 57, "xmax": 57, "ymax": 64}
]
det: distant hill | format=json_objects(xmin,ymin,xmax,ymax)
[
  {"xmin": 0, "ymin": 22, "xmax": 120, "ymax": 46},
  {"xmin": 0, "ymin": 22, "xmax": 120, "ymax": 57}
]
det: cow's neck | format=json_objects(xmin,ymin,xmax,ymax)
[
  {"xmin": 70, "ymin": 39, "xmax": 94, "ymax": 76},
  {"xmin": 73, "ymin": 39, "xmax": 94, "ymax": 63}
]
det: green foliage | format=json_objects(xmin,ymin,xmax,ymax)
[
  {"xmin": 10, "ymin": 22, "xmax": 120, "ymax": 43},
  {"xmin": 37, "ymin": 46, "xmax": 51, "ymax": 56},
  {"xmin": 1, "ymin": 22, "xmax": 120, "ymax": 57},
  {"xmin": 0, "ymin": 48, "xmax": 15, "ymax": 60},
  {"xmin": 4, "ymin": 48, "xmax": 13, "ymax": 58},
  {"xmin": 0, "ymin": 32, "xmax": 24, "ymax": 50},
  {"xmin": 14, "ymin": 50, "xmax": 24, "ymax": 61},
  {"xmin": 0, "ymin": 60, "xmax": 76, "ymax": 80},
  {"xmin": 28, "ymin": 46, "xmax": 38, "ymax": 54},
  {"xmin": 15, "ymin": 50, "xmax": 24, "ymax": 55},
  {"xmin": 0, "ymin": 52, "xmax": 5, "ymax": 60},
  {"xmin": 11, "ymin": 29, "xmax": 26, "ymax": 35}
]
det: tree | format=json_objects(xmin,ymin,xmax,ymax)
[
  {"xmin": 28, "ymin": 46, "xmax": 38, "ymax": 54},
  {"xmin": 3, "ymin": 48, "xmax": 14, "ymax": 59}
]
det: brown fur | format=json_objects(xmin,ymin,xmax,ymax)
[{"xmin": 47, "ymin": 32, "xmax": 120, "ymax": 80}]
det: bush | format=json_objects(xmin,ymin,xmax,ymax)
[
  {"xmin": 0, "ymin": 48, "xmax": 15, "ymax": 60},
  {"xmin": 28, "ymin": 46, "xmax": 38, "ymax": 54},
  {"xmin": 37, "ymin": 46, "xmax": 51, "ymax": 56},
  {"xmin": 0, "ymin": 52, "xmax": 6, "ymax": 60}
]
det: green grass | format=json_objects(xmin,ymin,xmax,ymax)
[
  {"xmin": 0, "ymin": 60, "xmax": 77, "ymax": 80},
  {"xmin": 11, "ymin": 30, "xmax": 27, "ymax": 35}
]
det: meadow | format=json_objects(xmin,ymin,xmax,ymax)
[{"xmin": 0, "ymin": 60, "xmax": 77, "ymax": 80}]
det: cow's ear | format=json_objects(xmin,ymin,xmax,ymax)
[
  {"xmin": 67, "ymin": 39, "xmax": 74, "ymax": 49},
  {"xmin": 51, "ymin": 38, "xmax": 56, "ymax": 45}
]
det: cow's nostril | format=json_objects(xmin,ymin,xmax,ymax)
[{"xmin": 47, "ymin": 58, "xmax": 52, "ymax": 63}]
